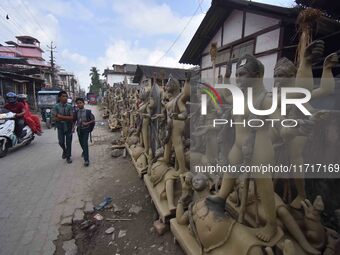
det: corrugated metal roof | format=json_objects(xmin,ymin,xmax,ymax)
[
  {"xmin": 0, "ymin": 70, "xmax": 44, "ymax": 82},
  {"xmin": 0, "ymin": 56, "xmax": 28, "ymax": 65},
  {"xmin": 132, "ymin": 65, "xmax": 189, "ymax": 84}
]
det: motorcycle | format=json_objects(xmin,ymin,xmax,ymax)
[{"xmin": 0, "ymin": 111, "xmax": 34, "ymax": 158}]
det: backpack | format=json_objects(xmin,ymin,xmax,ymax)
[
  {"xmin": 75, "ymin": 109, "xmax": 95, "ymax": 142},
  {"xmin": 85, "ymin": 109, "xmax": 95, "ymax": 133}
]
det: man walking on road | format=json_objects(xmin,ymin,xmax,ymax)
[
  {"xmin": 74, "ymin": 98, "xmax": 95, "ymax": 167},
  {"xmin": 53, "ymin": 91, "xmax": 74, "ymax": 164}
]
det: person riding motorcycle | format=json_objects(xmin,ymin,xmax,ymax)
[
  {"xmin": 17, "ymin": 94, "xmax": 42, "ymax": 136},
  {"xmin": 4, "ymin": 92, "xmax": 26, "ymax": 139}
]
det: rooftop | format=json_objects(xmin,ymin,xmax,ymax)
[
  {"xmin": 132, "ymin": 64, "xmax": 190, "ymax": 83},
  {"xmin": 103, "ymin": 64, "xmax": 137, "ymax": 76},
  {"xmin": 180, "ymin": 0, "xmax": 340, "ymax": 65},
  {"xmin": 16, "ymin": 36, "xmax": 40, "ymax": 44}
]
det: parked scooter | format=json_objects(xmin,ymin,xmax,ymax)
[{"xmin": 0, "ymin": 111, "xmax": 34, "ymax": 158}]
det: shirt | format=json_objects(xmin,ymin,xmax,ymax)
[
  {"xmin": 4, "ymin": 102, "xmax": 25, "ymax": 118},
  {"xmin": 76, "ymin": 109, "xmax": 94, "ymax": 129},
  {"xmin": 76, "ymin": 109, "xmax": 87, "ymax": 128},
  {"xmin": 53, "ymin": 103, "xmax": 74, "ymax": 131}
]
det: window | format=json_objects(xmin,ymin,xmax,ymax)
[
  {"xmin": 231, "ymin": 40, "xmax": 255, "ymax": 60},
  {"xmin": 216, "ymin": 49, "xmax": 231, "ymax": 65}
]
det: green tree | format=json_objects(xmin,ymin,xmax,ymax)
[{"xmin": 89, "ymin": 67, "xmax": 102, "ymax": 94}]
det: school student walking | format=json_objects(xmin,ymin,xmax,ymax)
[
  {"xmin": 53, "ymin": 91, "xmax": 74, "ymax": 164},
  {"xmin": 74, "ymin": 98, "xmax": 95, "ymax": 167}
]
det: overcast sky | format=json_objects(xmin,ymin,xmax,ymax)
[{"xmin": 0, "ymin": 0, "xmax": 295, "ymax": 90}]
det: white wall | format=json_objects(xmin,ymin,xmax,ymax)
[
  {"xmin": 255, "ymin": 29, "xmax": 280, "ymax": 54},
  {"xmin": 203, "ymin": 27, "xmax": 222, "ymax": 54},
  {"xmin": 220, "ymin": 66, "xmax": 226, "ymax": 80},
  {"xmin": 257, "ymin": 53, "xmax": 278, "ymax": 90},
  {"xmin": 244, "ymin": 12, "xmax": 279, "ymax": 37},
  {"xmin": 222, "ymin": 10, "xmax": 243, "ymax": 46},
  {"xmin": 230, "ymin": 63, "xmax": 237, "ymax": 79},
  {"xmin": 257, "ymin": 53, "xmax": 278, "ymax": 78},
  {"xmin": 107, "ymin": 74, "xmax": 126, "ymax": 86},
  {"xmin": 199, "ymin": 11, "xmax": 281, "ymax": 87},
  {"xmin": 201, "ymin": 68, "xmax": 215, "ymax": 83},
  {"xmin": 201, "ymin": 55, "xmax": 212, "ymax": 69}
]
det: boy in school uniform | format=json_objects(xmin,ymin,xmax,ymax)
[
  {"xmin": 74, "ymin": 98, "xmax": 95, "ymax": 167},
  {"xmin": 53, "ymin": 91, "xmax": 74, "ymax": 164}
]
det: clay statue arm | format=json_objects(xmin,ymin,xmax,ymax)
[
  {"xmin": 181, "ymin": 74, "xmax": 191, "ymax": 103},
  {"xmin": 296, "ymin": 40, "xmax": 324, "ymax": 92},
  {"xmin": 219, "ymin": 88, "xmax": 233, "ymax": 104},
  {"xmin": 265, "ymin": 99, "xmax": 314, "ymax": 141},
  {"xmin": 151, "ymin": 113, "xmax": 165, "ymax": 120},
  {"xmin": 312, "ymin": 53, "xmax": 338, "ymax": 99},
  {"xmin": 176, "ymin": 201, "xmax": 189, "ymax": 225},
  {"xmin": 141, "ymin": 113, "xmax": 151, "ymax": 118},
  {"xmin": 176, "ymin": 99, "xmax": 188, "ymax": 120}
]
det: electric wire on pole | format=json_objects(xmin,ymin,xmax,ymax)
[
  {"xmin": 47, "ymin": 41, "xmax": 57, "ymax": 87},
  {"xmin": 17, "ymin": 0, "xmax": 51, "ymax": 42},
  {"xmin": 154, "ymin": 0, "xmax": 205, "ymax": 65}
]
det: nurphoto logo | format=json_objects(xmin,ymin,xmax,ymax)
[{"xmin": 200, "ymin": 83, "xmax": 312, "ymax": 128}]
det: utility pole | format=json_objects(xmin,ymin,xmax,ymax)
[{"xmin": 47, "ymin": 41, "xmax": 57, "ymax": 87}]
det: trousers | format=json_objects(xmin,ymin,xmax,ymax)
[
  {"xmin": 77, "ymin": 128, "xmax": 89, "ymax": 162},
  {"xmin": 57, "ymin": 126, "xmax": 72, "ymax": 158}
]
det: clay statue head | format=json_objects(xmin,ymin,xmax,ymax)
[
  {"xmin": 274, "ymin": 58, "xmax": 297, "ymax": 88},
  {"xmin": 313, "ymin": 195, "xmax": 324, "ymax": 212},
  {"xmin": 236, "ymin": 54, "xmax": 264, "ymax": 88},
  {"xmin": 335, "ymin": 209, "xmax": 340, "ymax": 228},
  {"xmin": 140, "ymin": 90, "xmax": 150, "ymax": 102},
  {"xmin": 166, "ymin": 74, "xmax": 180, "ymax": 95},
  {"xmin": 182, "ymin": 172, "xmax": 194, "ymax": 186},
  {"xmin": 192, "ymin": 173, "xmax": 209, "ymax": 192}
]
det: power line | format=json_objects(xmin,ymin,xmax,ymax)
[
  {"xmin": 197, "ymin": 0, "xmax": 207, "ymax": 14},
  {"xmin": 0, "ymin": 11, "xmax": 18, "ymax": 39},
  {"xmin": 5, "ymin": 0, "xmax": 38, "ymax": 36},
  {"xmin": 154, "ymin": 0, "xmax": 204, "ymax": 65},
  {"xmin": 0, "ymin": 6, "xmax": 26, "ymax": 36},
  {"xmin": 0, "ymin": 4, "xmax": 31, "ymax": 36},
  {"xmin": 17, "ymin": 0, "xmax": 51, "ymax": 42}
]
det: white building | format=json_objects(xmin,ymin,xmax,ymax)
[
  {"xmin": 180, "ymin": 0, "xmax": 340, "ymax": 84},
  {"xmin": 58, "ymin": 71, "xmax": 80, "ymax": 98},
  {"xmin": 103, "ymin": 64, "xmax": 137, "ymax": 86}
]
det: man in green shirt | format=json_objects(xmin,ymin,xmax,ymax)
[
  {"xmin": 74, "ymin": 98, "xmax": 95, "ymax": 167},
  {"xmin": 53, "ymin": 91, "xmax": 74, "ymax": 164}
]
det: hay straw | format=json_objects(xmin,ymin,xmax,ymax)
[{"xmin": 296, "ymin": 8, "xmax": 322, "ymax": 65}]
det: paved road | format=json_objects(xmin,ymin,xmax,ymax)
[{"xmin": 0, "ymin": 106, "xmax": 108, "ymax": 255}]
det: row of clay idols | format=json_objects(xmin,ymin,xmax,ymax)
[
  {"xmin": 103, "ymin": 40, "xmax": 340, "ymax": 255},
  {"xmin": 180, "ymin": 40, "xmax": 339, "ymax": 255},
  {"xmin": 174, "ymin": 172, "xmax": 339, "ymax": 255}
]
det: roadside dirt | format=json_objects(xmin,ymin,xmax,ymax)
[{"xmin": 72, "ymin": 129, "xmax": 184, "ymax": 255}]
